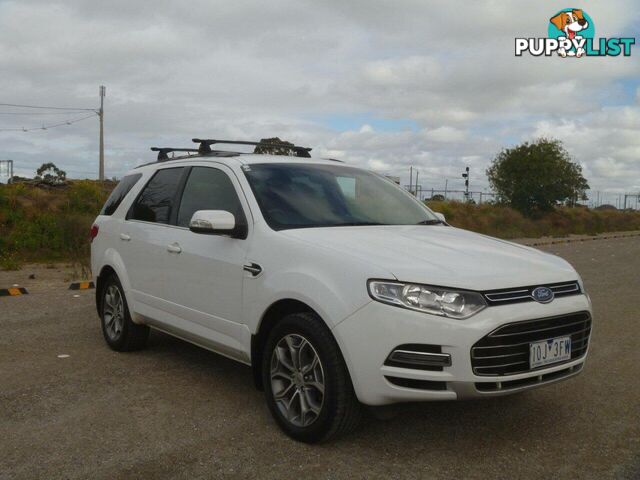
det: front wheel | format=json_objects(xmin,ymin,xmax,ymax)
[{"xmin": 262, "ymin": 312, "xmax": 361, "ymax": 443}]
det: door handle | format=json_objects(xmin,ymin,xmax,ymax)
[
  {"xmin": 119, "ymin": 233, "xmax": 131, "ymax": 241},
  {"xmin": 243, "ymin": 262, "xmax": 263, "ymax": 277},
  {"xmin": 167, "ymin": 243, "xmax": 182, "ymax": 254}
]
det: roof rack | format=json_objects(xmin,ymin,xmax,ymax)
[
  {"xmin": 192, "ymin": 139, "xmax": 312, "ymax": 158},
  {"xmin": 150, "ymin": 147, "xmax": 199, "ymax": 161}
]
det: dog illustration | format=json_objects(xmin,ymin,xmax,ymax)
[{"xmin": 550, "ymin": 9, "xmax": 589, "ymax": 57}]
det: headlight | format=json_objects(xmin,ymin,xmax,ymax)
[{"xmin": 367, "ymin": 280, "xmax": 487, "ymax": 319}]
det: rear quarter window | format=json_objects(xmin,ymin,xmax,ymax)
[{"xmin": 100, "ymin": 173, "xmax": 142, "ymax": 216}]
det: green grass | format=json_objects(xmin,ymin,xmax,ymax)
[{"xmin": 0, "ymin": 181, "xmax": 110, "ymax": 271}]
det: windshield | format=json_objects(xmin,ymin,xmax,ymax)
[{"xmin": 243, "ymin": 163, "xmax": 439, "ymax": 230}]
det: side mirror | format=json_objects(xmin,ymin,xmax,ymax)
[
  {"xmin": 189, "ymin": 210, "xmax": 236, "ymax": 235},
  {"xmin": 434, "ymin": 212, "xmax": 446, "ymax": 223}
]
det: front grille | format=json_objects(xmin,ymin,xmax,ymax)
[
  {"xmin": 483, "ymin": 281, "xmax": 581, "ymax": 306},
  {"xmin": 471, "ymin": 312, "xmax": 591, "ymax": 376}
]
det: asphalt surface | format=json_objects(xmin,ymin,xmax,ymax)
[{"xmin": 1, "ymin": 237, "xmax": 639, "ymax": 479}]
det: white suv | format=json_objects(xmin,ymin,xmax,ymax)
[{"xmin": 91, "ymin": 139, "xmax": 592, "ymax": 443}]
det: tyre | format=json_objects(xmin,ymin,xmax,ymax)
[
  {"xmin": 100, "ymin": 274, "xmax": 149, "ymax": 352},
  {"xmin": 262, "ymin": 312, "xmax": 361, "ymax": 443}
]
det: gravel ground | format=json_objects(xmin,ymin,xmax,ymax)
[{"xmin": 1, "ymin": 237, "xmax": 639, "ymax": 479}]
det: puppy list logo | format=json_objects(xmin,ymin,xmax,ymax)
[{"xmin": 515, "ymin": 8, "xmax": 635, "ymax": 58}]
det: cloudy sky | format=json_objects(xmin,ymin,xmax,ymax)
[{"xmin": 1, "ymin": 0, "xmax": 639, "ymax": 197}]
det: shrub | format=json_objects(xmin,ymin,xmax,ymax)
[
  {"xmin": 426, "ymin": 200, "xmax": 640, "ymax": 239},
  {"xmin": 0, "ymin": 249, "xmax": 22, "ymax": 271},
  {"xmin": 0, "ymin": 181, "xmax": 109, "ymax": 270},
  {"xmin": 66, "ymin": 181, "xmax": 107, "ymax": 214},
  {"xmin": 1, "ymin": 181, "xmax": 639, "ymax": 271}
]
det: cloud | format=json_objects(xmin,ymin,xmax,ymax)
[
  {"xmin": 423, "ymin": 127, "xmax": 466, "ymax": 144},
  {"xmin": 0, "ymin": 0, "xmax": 638, "ymax": 195}
]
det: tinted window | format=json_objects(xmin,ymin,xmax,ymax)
[
  {"xmin": 129, "ymin": 168, "xmax": 185, "ymax": 224},
  {"xmin": 177, "ymin": 167, "xmax": 245, "ymax": 227},
  {"xmin": 100, "ymin": 173, "xmax": 142, "ymax": 216},
  {"xmin": 243, "ymin": 164, "xmax": 438, "ymax": 230}
]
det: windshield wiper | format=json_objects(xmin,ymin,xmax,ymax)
[
  {"xmin": 415, "ymin": 219, "xmax": 443, "ymax": 225},
  {"xmin": 278, "ymin": 222, "xmax": 385, "ymax": 230},
  {"xmin": 332, "ymin": 222, "xmax": 385, "ymax": 227}
]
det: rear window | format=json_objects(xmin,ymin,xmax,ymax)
[
  {"xmin": 100, "ymin": 174, "xmax": 142, "ymax": 216},
  {"xmin": 128, "ymin": 167, "xmax": 185, "ymax": 224}
]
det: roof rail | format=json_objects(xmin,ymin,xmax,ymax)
[
  {"xmin": 192, "ymin": 139, "xmax": 312, "ymax": 158},
  {"xmin": 150, "ymin": 147, "xmax": 199, "ymax": 161}
]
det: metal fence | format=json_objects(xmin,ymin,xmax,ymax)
[
  {"xmin": 578, "ymin": 191, "xmax": 640, "ymax": 210},
  {"xmin": 405, "ymin": 184, "xmax": 640, "ymax": 210}
]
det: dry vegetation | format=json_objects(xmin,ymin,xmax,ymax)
[
  {"xmin": 427, "ymin": 200, "xmax": 640, "ymax": 239},
  {"xmin": 0, "ymin": 181, "xmax": 111, "ymax": 271},
  {"xmin": 1, "ymin": 181, "xmax": 639, "ymax": 271}
]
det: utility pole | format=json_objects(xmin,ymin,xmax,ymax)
[
  {"xmin": 99, "ymin": 85, "xmax": 106, "ymax": 181},
  {"xmin": 415, "ymin": 170, "xmax": 419, "ymax": 199},
  {"xmin": 409, "ymin": 167, "xmax": 413, "ymax": 195},
  {"xmin": 462, "ymin": 166, "xmax": 470, "ymax": 201},
  {"xmin": 444, "ymin": 179, "xmax": 448, "ymax": 199}
]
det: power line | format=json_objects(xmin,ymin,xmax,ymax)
[
  {"xmin": 0, "ymin": 102, "xmax": 96, "ymax": 112},
  {"xmin": 0, "ymin": 86, "xmax": 107, "ymax": 181},
  {"xmin": 0, "ymin": 113, "xmax": 97, "ymax": 132},
  {"xmin": 0, "ymin": 111, "xmax": 92, "ymax": 115}
]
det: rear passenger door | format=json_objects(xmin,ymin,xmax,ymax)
[
  {"xmin": 121, "ymin": 167, "xmax": 187, "ymax": 314},
  {"xmin": 162, "ymin": 165, "xmax": 250, "ymax": 357}
]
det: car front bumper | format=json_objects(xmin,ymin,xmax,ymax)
[{"xmin": 332, "ymin": 294, "xmax": 592, "ymax": 406}]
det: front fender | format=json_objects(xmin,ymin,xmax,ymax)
[
  {"xmin": 243, "ymin": 266, "xmax": 374, "ymax": 397},
  {"xmin": 247, "ymin": 269, "xmax": 366, "ymax": 335}
]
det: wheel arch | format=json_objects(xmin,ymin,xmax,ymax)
[
  {"xmin": 94, "ymin": 249, "xmax": 135, "ymax": 319},
  {"xmin": 251, "ymin": 298, "xmax": 325, "ymax": 390},
  {"xmin": 95, "ymin": 265, "xmax": 117, "ymax": 315}
]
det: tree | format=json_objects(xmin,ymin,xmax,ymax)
[
  {"xmin": 486, "ymin": 138, "xmax": 589, "ymax": 215},
  {"xmin": 253, "ymin": 137, "xmax": 296, "ymax": 156},
  {"xmin": 35, "ymin": 162, "xmax": 67, "ymax": 185}
]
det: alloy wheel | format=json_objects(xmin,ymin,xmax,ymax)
[
  {"xmin": 270, "ymin": 334, "xmax": 325, "ymax": 427},
  {"xmin": 103, "ymin": 285, "xmax": 124, "ymax": 341}
]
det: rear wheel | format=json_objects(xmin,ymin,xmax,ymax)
[
  {"xmin": 262, "ymin": 312, "xmax": 361, "ymax": 443},
  {"xmin": 100, "ymin": 274, "xmax": 149, "ymax": 351}
]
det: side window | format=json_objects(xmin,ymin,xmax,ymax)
[
  {"xmin": 129, "ymin": 167, "xmax": 185, "ymax": 224},
  {"xmin": 100, "ymin": 173, "xmax": 142, "ymax": 215},
  {"xmin": 177, "ymin": 167, "xmax": 245, "ymax": 228}
]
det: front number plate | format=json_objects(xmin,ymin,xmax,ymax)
[{"xmin": 529, "ymin": 336, "xmax": 571, "ymax": 368}]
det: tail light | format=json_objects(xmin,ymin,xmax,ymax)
[{"xmin": 90, "ymin": 224, "xmax": 99, "ymax": 242}]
